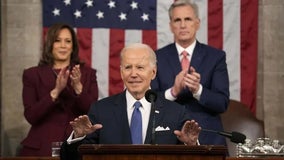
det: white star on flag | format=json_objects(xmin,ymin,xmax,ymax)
[
  {"xmin": 74, "ymin": 10, "xmax": 82, "ymax": 18},
  {"xmin": 96, "ymin": 11, "xmax": 104, "ymax": 19},
  {"xmin": 119, "ymin": 12, "xmax": 127, "ymax": 21},
  {"xmin": 52, "ymin": 8, "xmax": 60, "ymax": 16},
  {"xmin": 63, "ymin": 0, "xmax": 71, "ymax": 6},
  {"xmin": 130, "ymin": 1, "xmax": 138, "ymax": 10},
  {"xmin": 85, "ymin": 0, "xmax": 93, "ymax": 8},
  {"xmin": 108, "ymin": 1, "xmax": 116, "ymax": 9},
  {"xmin": 141, "ymin": 13, "xmax": 149, "ymax": 21}
]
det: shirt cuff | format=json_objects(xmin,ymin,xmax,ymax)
[
  {"xmin": 184, "ymin": 139, "xmax": 200, "ymax": 145},
  {"xmin": 67, "ymin": 131, "xmax": 86, "ymax": 144},
  {"xmin": 193, "ymin": 84, "xmax": 202, "ymax": 101},
  {"xmin": 165, "ymin": 88, "xmax": 177, "ymax": 101}
]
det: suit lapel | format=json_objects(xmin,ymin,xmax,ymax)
[
  {"xmin": 39, "ymin": 66, "xmax": 57, "ymax": 90},
  {"xmin": 112, "ymin": 91, "xmax": 132, "ymax": 143},
  {"xmin": 167, "ymin": 44, "xmax": 182, "ymax": 76},
  {"xmin": 144, "ymin": 96, "xmax": 165, "ymax": 144},
  {"xmin": 191, "ymin": 41, "xmax": 206, "ymax": 71}
]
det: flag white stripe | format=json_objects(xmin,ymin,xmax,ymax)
[
  {"xmin": 193, "ymin": 0, "xmax": 208, "ymax": 44},
  {"xmin": 223, "ymin": 0, "xmax": 241, "ymax": 100},
  {"xmin": 125, "ymin": 30, "xmax": 142, "ymax": 45},
  {"xmin": 92, "ymin": 29, "xmax": 110, "ymax": 99},
  {"xmin": 157, "ymin": 0, "xmax": 173, "ymax": 48}
]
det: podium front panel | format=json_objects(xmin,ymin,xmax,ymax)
[{"xmin": 78, "ymin": 144, "xmax": 227, "ymax": 160}]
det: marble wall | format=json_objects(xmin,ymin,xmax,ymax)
[
  {"xmin": 258, "ymin": 0, "xmax": 284, "ymax": 141},
  {"xmin": 1, "ymin": 0, "xmax": 42, "ymax": 156},
  {"xmin": 1, "ymin": 0, "xmax": 284, "ymax": 156}
]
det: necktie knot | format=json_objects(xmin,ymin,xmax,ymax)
[
  {"xmin": 133, "ymin": 101, "xmax": 141, "ymax": 110},
  {"xmin": 182, "ymin": 50, "xmax": 188, "ymax": 57}
]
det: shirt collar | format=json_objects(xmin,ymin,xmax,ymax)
[
  {"xmin": 175, "ymin": 40, "xmax": 197, "ymax": 56},
  {"xmin": 126, "ymin": 90, "xmax": 150, "ymax": 110}
]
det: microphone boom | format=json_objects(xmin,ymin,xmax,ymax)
[{"xmin": 202, "ymin": 128, "xmax": 246, "ymax": 144}]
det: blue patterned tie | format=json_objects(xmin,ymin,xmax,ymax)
[{"xmin": 130, "ymin": 101, "xmax": 142, "ymax": 144}]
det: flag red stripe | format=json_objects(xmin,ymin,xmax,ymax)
[
  {"xmin": 241, "ymin": 0, "xmax": 258, "ymax": 114},
  {"xmin": 77, "ymin": 29, "xmax": 92, "ymax": 67},
  {"xmin": 207, "ymin": 0, "xmax": 223, "ymax": 49},
  {"xmin": 142, "ymin": 30, "xmax": 157, "ymax": 50},
  {"xmin": 109, "ymin": 29, "xmax": 125, "ymax": 96}
]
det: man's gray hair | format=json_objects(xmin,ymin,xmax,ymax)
[
  {"xmin": 168, "ymin": 0, "xmax": 199, "ymax": 20},
  {"xmin": 120, "ymin": 43, "xmax": 157, "ymax": 68}
]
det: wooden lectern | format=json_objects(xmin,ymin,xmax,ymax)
[{"xmin": 78, "ymin": 144, "xmax": 227, "ymax": 160}]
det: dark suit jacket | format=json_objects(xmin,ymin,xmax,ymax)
[
  {"xmin": 151, "ymin": 42, "xmax": 230, "ymax": 145},
  {"xmin": 19, "ymin": 64, "xmax": 98, "ymax": 156},
  {"xmin": 61, "ymin": 91, "xmax": 190, "ymax": 160}
]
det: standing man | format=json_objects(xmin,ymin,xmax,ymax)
[
  {"xmin": 151, "ymin": 0, "xmax": 229, "ymax": 145},
  {"xmin": 60, "ymin": 43, "xmax": 201, "ymax": 160}
]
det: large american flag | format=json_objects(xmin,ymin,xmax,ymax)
[{"xmin": 42, "ymin": 0, "xmax": 258, "ymax": 114}]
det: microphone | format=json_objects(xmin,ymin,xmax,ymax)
[
  {"xmin": 145, "ymin": 89, "xmax": 157, "ymax": 145},
  {"xmin": 202, "ymin": 128, "xmax": 246, "ymax": 144},
  {"xmin": 145, "ymin": 89, "xmax": 157, "ymax": 103}
]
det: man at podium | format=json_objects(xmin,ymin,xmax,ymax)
[{"xmin": 60, "ymin": 43, "xmax": 201, "ymax": 160}]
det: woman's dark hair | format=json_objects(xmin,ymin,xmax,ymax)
[{"xmin": 38, "ymin": 23, "xmax": 83, "ymax": 66}]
